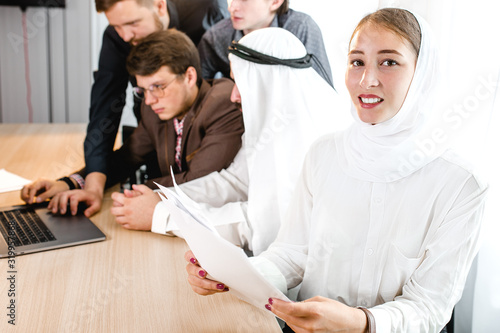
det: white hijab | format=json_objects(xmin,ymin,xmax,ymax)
[
  {"xmin": 337, "ymin": 12, "xmax": 443, "ymax": 183},
  {"xmin": 229, "ymin": 28, "xmax": 350, "ymax": 254}
]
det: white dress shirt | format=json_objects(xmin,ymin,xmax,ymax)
[{"xmin": 259, "ymin": 133, "xmax": 488, "ymax": 332}]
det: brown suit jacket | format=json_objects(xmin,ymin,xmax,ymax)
[{"xmin": 99, "ymin": 78, "xmax": 244, "ymax": 188}]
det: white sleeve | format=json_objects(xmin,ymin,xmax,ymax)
[
  {"xmin": 151, "ymin": 199, "xmax": 251, "ymax": 247},
  {"xmin": 151, "ymin": 201, "xmax": 181, "ymax": 236},
  {"xmin": 179, "ymin": 148, "xmax": 249, "ymax": 206},
  {"xmin": 151, "ymin": 201, "xmax": 169, "ymax": 234}
]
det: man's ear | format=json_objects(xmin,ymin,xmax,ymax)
[
  {"xmin": 269, "ymin": 0, "xmax": 285, "ymax": 12},
  {"xmin": 185, "ymin": 66, "xmax": 198, "ymax": 88},
  {"xmin": 154, "ymin": 0, "xmax": 167, "ymax": 17}
]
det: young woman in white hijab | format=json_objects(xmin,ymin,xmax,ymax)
[
  {"xmin": 146, "ymin": 27, "xmax": 350, "ymax": 255},
  {"xmin": 185, "ymin": 8, "xmax": 488, "ymax": 333}
]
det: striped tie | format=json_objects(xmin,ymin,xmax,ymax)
[{"xmin": 173, "ymin": 117, "xmax": 185, "ymax": 171}]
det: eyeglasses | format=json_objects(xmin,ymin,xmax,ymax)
[{"xmin": 133, "ymin": 75, "xmax": 179, "ymax": 99}]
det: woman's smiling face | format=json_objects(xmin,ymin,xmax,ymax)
[{"xmin": 345, "ymin": 23, "xmax": 418, "ymax": 125}]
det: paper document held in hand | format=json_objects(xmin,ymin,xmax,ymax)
[{"xmin": 155, "ymin": 174, "xmax": 289, "ymax": 312}]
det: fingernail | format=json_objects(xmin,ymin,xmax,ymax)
[
  {"xmin": 223, "ymin": 287, "xmax": 229, "ymax": 291},
  {"xmin": 190, "ymin": 257, "xmax": 197, "ymax": 264},
  {"xmin": 198, "ymin": 270, "xmax": 206, "ymax": 277},
  {"xmin": 265, "ymin": 304, "xmax": 271, "ymax": 311},
  {"xmin": 268, "ymin": 298, "xmax": 273, "ymax": 305},
  {"xmin": 216, "ymin": 284, "xmax": 224, "ymax": 290}
]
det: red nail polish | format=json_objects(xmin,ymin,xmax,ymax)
[
  {"xmin": 265, "ymin": 304, "xmax": 271, "ymax": 311},
  {"xmin": 223, "ymin": 287, "xmax": 229, "ymax": 291},
  {"xmin": 190, "ymin": 257, "xmax": 197, "ymax": 264},
  {"xmin": 198, "ymin": 270, "xmax": 206, "ymax": 277},
  {"xmin": 268, "ymin": 298, "xmax": 273, "ymax": 305},
  {"xmin": 217, "ymin": 284, "xmax": 224, "ymax": 290}
]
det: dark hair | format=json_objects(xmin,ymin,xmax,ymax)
[
  {"xmin": 276, "ymin": 0, "xmax": 289, "ymax": 16},
  {"xmin": 350, "ymin": 8, "xmax": 421, "ymax": 57},
  {"xmin": 127, "ymin": 29, "xmax": 202, "ymax": 87},
  {"xmin": 95, "ymin": 0, "xmax": 154, "ymax": 12}
]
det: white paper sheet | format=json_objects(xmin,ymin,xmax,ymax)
[
  {"xmin": 0, "ymin": 169, "xmax": 31, "ymax": 193},
  {"xmin": 155, "ymin": 180, "xmax": 290, "ymax": 312}
]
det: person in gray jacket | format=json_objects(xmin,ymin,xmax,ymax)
[{"xmin": 198, "ymin": 0, "xmax": 334, "ymax": 88}]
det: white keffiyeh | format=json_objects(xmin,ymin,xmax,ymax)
[{"xmin": 229, "ymin": 27, "xmax": 350, "ymax": 254}]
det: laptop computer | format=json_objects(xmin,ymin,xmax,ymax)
[{"xmin": 0, "ymin": 202, "xmax": 106, "ymax": 258}]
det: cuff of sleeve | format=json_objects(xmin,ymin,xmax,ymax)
[
  {"xmin": 57, "ymin": 176, "xmax": 75, "ymax": 190},
  {"xmin": 70, "ymin": 173, "xmax": 86, "ymax": 189},
  {"xmin": 151, "ymin": 201, "xmax": 171, "ymax": 234},
  {"xmin": 249, "ymin": 256, "xmax": 287, "ymax": 294},
  {"xmin": 369, "ymin": 307, "xmax": 391, "ymax": 333}
]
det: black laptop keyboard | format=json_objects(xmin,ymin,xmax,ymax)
[{"xmin": 0, "ymin": 208, "xmax": 56, "ymax": 246}]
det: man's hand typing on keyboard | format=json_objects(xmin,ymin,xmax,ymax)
[
  {"xmin": 21, "ymin": 179, "xmax": 70, "ymax": 205},
  {"xmin": 20, "ymin": 172, "xmax": 105, "ymax": 217}
]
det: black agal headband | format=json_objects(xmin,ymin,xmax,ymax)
[{"xmin": 228, "ymin": 40, "xmax": 312, "ymax": 69}]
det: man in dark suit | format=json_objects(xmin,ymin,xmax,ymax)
[
  {"xmin": 21, "ymin": 30, "xmax": 243, "ymax": 219},
  {"xmin": 84, "ymin": 0, "xmax": 228, "ymax": 205}
]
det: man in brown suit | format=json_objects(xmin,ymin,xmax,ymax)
[{"xmin": 21, "ymin": 29, "xmax": 243, "ymax": 218}]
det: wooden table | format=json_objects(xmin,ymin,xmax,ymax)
[{"xmin": 0, "ymin": 124, "xmax": 281, "ymax": 332}]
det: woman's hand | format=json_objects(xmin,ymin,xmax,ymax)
[
  {"xmin": 184, "ymin": 250, "xmax": 229, "ymax": 295},
  {"xmin": 265, "ymin": 296, "xmax": 368, "ymax": 333}
]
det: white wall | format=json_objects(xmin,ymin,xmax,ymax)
[{"xmin": 0, "ymin": 1, "xmax": 93, "ymax": 123}]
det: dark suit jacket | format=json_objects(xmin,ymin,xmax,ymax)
[
  {"xmin": 84, "ymin": 0, "xmax": 229, "ymax": 175},
  {"xmin": 81, "ymin": 78, "xmax": 244, "ymax": 189}
]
